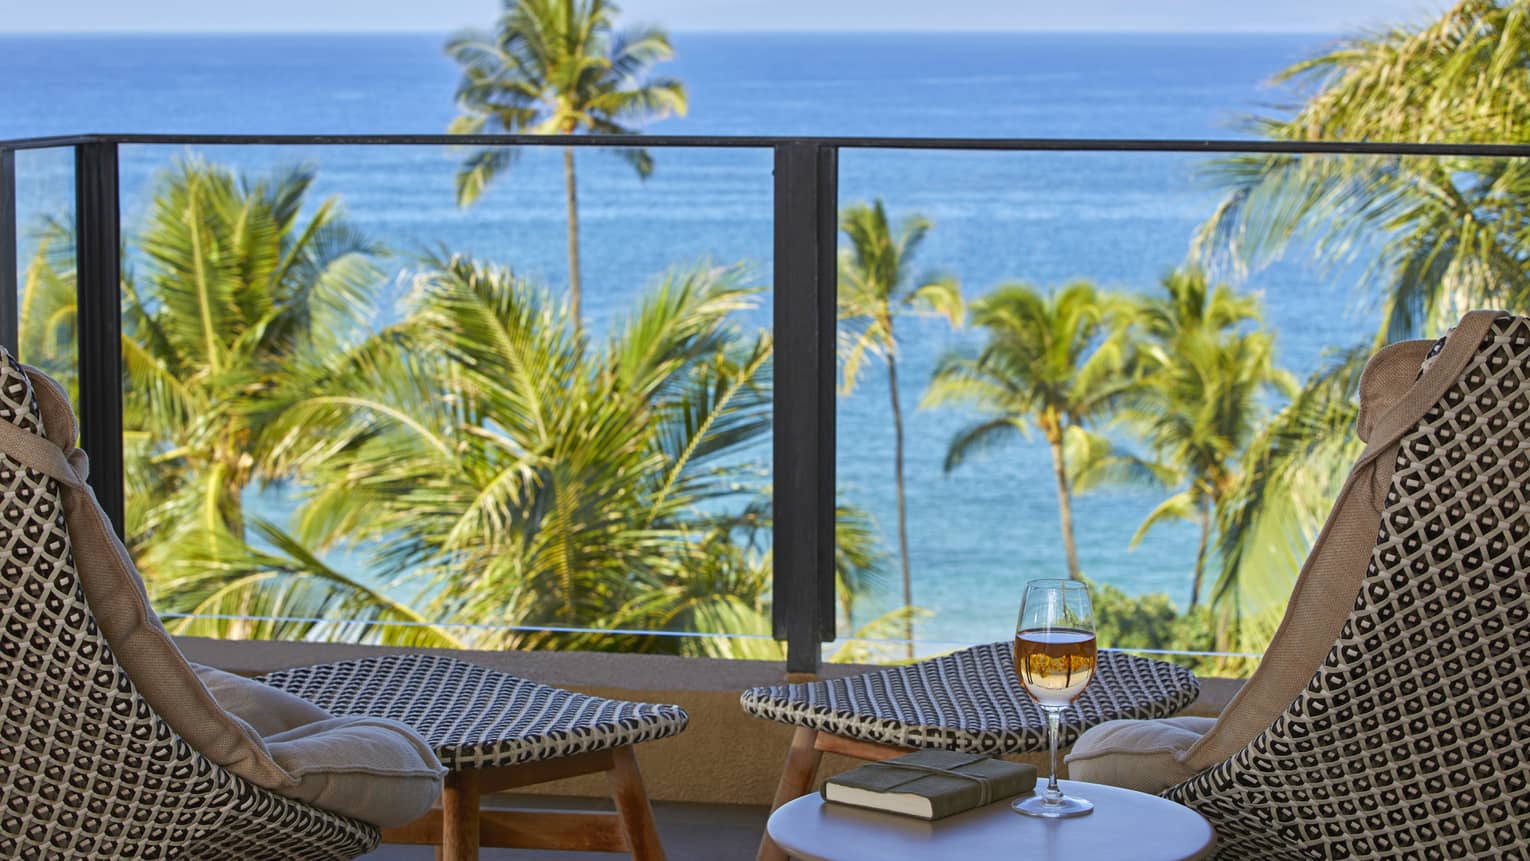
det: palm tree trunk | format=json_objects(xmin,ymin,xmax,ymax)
[
  {"xmin": 887, "ymin": 353, "xmax": 915, "ymax": 659},
  {"xmin": 1046, "ymin": 428, "xmax": 1084, "ymax": 581},
  {"xmin": 562, "ymin": 145, "xmax": 583, "ymax": 333},
  {"xmin": 1189, "ymin": 497, "xmax": 1212, "ymax": 609}
]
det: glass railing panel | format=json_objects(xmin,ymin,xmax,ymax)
[
  {"xmin": 17, "ymin": 135, "xmax": 1520, "ymax": 672},
  {"xmin": 831, "ymin": 147, "xmax": 1524, "ymax": 672},
  {"xmin": 11, "ymin": 147, "xmax": 77, "ymax": 383},
  {"xmin": 95, "ymin": 141, "xmax": 774, "ymax": 656}
]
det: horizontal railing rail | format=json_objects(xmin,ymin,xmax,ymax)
[
  {"xmin": 6, "ymin": 132, "xmax": 1530, "ymax": 156},
  {"xmin": 3, "ymin": 131, "xmax": 1526, "ymax": 672}
]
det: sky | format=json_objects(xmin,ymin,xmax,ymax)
[{"xmin": 3, "ymin": 0, "xmax": 1448, "ymax": 34}]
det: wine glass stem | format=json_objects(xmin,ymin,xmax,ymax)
[{"xmin": 1044, "ymin": 706, "xmax": 1063, "ymax": 804}]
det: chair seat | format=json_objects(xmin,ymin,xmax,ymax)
[
  {"xmin": 260, "ymin": 654, "xmax": 689, "ymax": 770},
  {"xmin": 741, "ymin": 642, "xmax": 1199, "ymax": 754}
]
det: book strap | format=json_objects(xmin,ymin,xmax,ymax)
[{"xmin": 875, "ymin": 759, "xmax": 998, "ymax": 806}]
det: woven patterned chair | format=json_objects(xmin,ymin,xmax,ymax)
[
  {"xmin": 1072, "ymin": 311, "xmax": 1530, "ymax": 860},
  {"xmin": 0, "ymin": 354, "xmax": 379, "ymax": 860},
  {"xmin": 261, "ymin": 654, "xmax": 690, "ymax": 860}
]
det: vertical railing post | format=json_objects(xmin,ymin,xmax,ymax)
[
  {"xmin": 0, "ymin": 148, "xmax": 17, "ymax": 355},
  {"xmin": 772, "ymin": 142, "xmax": 838, "ymax": 674},
  {"xmin": 75, "ymin": 141, "xmax": 125, "ymax": 539}
]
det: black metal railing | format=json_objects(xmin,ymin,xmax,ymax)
[{"xmin": 3, "ymin": 132, "xmax": 1529, "ymax": 673}]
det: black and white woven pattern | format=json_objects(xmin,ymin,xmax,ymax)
[
  {"xmin": 740, "ymin": 643, "xmax": 1199, "ymax": 754},
  {"xmin": 260, "ymin": 654, "xmax": 689, "ymax": 770},
  {"xmin": 0, "ymin": 353, "xmax": 377, "ymax": 860},
  {"xmin": 1166, "ymin": 314, "xmax": 1530, "ymax": 860}
]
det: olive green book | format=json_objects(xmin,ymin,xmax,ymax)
[{"xmin": 821, "ymin": 750, "xmax": 1037, "ymax": 820}]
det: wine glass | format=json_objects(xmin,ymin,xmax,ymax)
[{"xmin": 1012, "ymin": 578, "xmax": 1096, "ymax": 818}]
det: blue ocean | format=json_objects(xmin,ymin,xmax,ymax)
[{"xmin": 0, "ymin": 32, "xmax": 1376, "ymax": 648}]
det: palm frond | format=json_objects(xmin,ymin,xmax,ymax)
[
  {"xmin": 1192, "ymin": 1, "xmax": 1530, "ymax": 340},
  {"xmin": 157, "ymin": 519, "xmax": 463, "ymax": 648},
  {"xmin": 1064, "ymin": 425, "xmax": 1168, "ymax": 495},
  {"xmin": 453, "ymin": 147, "xmax": 517, "ymax": 207},
  {"xmin": 1212, "ymin": 348, "xmax": 1369, "ymax": 627},
  {"xmin": 1130, "ymin": 488, "xmax": 1198, "ymax": 548}
]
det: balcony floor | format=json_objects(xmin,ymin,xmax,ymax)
[{"xmin": 361, "ymin": 794, "xmax": 768, "ymax": 861}]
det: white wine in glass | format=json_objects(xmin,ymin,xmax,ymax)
[{"xmin": 1012, "ymin": 578, "xmax": 1096, "ymax": 818}]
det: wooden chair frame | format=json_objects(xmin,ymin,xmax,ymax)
[
  {"xmin": 755, "ymin": 727, "xmax": 914, "ymax": 861},
  {"xmin": 384, "ymin": 745, "xmax": 665, "ymax": 861}
]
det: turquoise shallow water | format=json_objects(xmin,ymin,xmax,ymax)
[{"xmin": 0, "ymin": 31, "xmax": 1382, "ymax": 647}]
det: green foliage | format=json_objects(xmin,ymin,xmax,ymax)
[
  {"xmin": 1162, "ymin": 1, "xmax": 1530, "ymax": 660},
  {"xmin": 1091, "ymin": 581, "xmax": 1181, "ymax": 652},
  {"xmin": 264, "ymin": 256, "xmax": 769, "ymax": 650},
  {"xmin": 1089, "ymin": 580, "xmax": 1225, "ymax": 676},
  {"xmin": 1194, "ymin": 0, "xmax": 1530, "ymax": 340},
  {"xmin": 19, "ymin": 160, "xmax": 891, "ymax": 658},
  {"xmin": 16, "ymin": 159, "xmax": 434, "ymax": 645},
  {"xmin": 837, "ymin": 198, "xmax": 962, "ymax": 654},
  {"xmin": 927, "ymin": 282, "xmax": 1136, "ymax": 462},
  {"xmin": 926, "ymin": 280, "xmax": 1145, "ymax": 580},
  {"xmin": 833, "ymin": 503, "xmax": 888, "ymax": 632},
  {"xmin": 122, "ymin": 158, "xmax": 385, "ymax": 570},
  {"xmin": 1210, "ymin": 350, "xmax": 1369, "ymax": 654},
  {"xmin": 1183, "ymin": 1, "xmax": 1530, "ymax": 658},
  {"xmin": 17, "ymin": 218, "xmax": 79, "ymax": 391},
  {"xmin": 1121, "ymin": 268, "xmax": 1297, "ymax": 608}
]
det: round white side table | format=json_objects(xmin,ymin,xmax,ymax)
[{"xmin": 766, "ymin": 780, "xmax": 1215, "ymax": 861}]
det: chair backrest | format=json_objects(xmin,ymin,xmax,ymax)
[
  {"xmin": 1166, "ymin": 312, "xmax": 1530, "ymax": 860},
  {"xmin": 0, "ymin": 352, "xmax": 375, "ymax": 857}
]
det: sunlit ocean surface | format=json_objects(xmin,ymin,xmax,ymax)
[{"xmin": 0, "ymin": 31, "xmax": 1379, "ymax": 647}]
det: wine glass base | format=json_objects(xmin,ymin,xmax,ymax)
[{"xmin": 1012, "ymin": 792, "xmax": 1094, "ymax": 818}]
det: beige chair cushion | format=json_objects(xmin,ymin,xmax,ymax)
[
  {"xmin": 193, "ymin": 662, "xmax": 336, "ymax": 736},
  {"xmin": 1065, "ymin": 717, "xmax": 1215, "ymax": 795},
  {"xmin": 194, "ymin": 663, "xmax": 445, "ymax": 828},
  {"xmin": 15, "ymin": 369, "xmax": 294, "ymax": 790},
  {"xmin": 265, "ymin": 717, "xmax": 446, "ymax": 829}
]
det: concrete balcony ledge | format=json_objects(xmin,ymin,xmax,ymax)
[{"xmin": 176, "ymin": 637, "xmax": 1241, "ymax": 808}]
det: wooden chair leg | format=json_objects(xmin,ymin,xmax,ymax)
[
  {"xmin": 607, "ymin": 745, "xmax": 666, "ymax": 861},
  {"xmin": 756, "ymin": 727, "xmax": 822, "ymax": 861},
  {"xmin": 441, "ymin": 769, "xmax": 481, "ymax": 861}
]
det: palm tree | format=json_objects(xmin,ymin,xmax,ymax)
[
  {"xmin": 1193, "ymin": 0, "xmax": 1530, "ymax": 341},
  {"xmin": 925, "ymin": 282, "xmax": 1140, "ymax": 582},
  {"xmin": 264, "ymin": 257, "xmax": 776, "ymax": 651},
  {"xmin": 1123, "ymin": 269, "xmax": 1296, "ymax": 609},
  {"xmin": 837, "ymin": 200, "xmax": 962, "ymax": 657},
  {"xmin": 446, "ymin": 0, "xmax": 687, "ymax": 331},
  {"xmin": 15, "ymin": 159, "xmax": 454, "ymax": 647}
]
